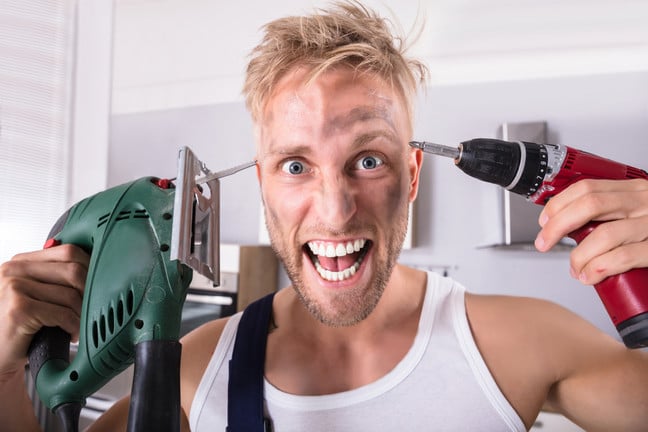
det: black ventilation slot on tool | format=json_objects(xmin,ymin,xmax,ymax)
[
  {"xmin": 98, "ymin": 209, "xmax": 149, "ymax": 227},
  {"xmin": 562, "ymin": 153, "xmax": 576, "ymax": 171},
  {"xmin": 99, "ymin": 314, "xmax": 107, "ymax": 342},
  {"xmin": 91, "ymin": 312, "xmax": 109, "ymax": 348},
  {"xmin": 90, "ymin": 288, "xmax": 136, "ymax": 349},
  {"xmin": 97, "ymin": 213, "xmax": 111, "ymax": 228},
  {"xmin": 108, "ymin": 307, "xmax": 115, "ymax": 334},
  {"xmin": 127, "ymin": 289, "xmax": 134, "ymax": 315},
  {"xmin": 627, "ymin": 167, "xmax": 648, "ymax": 179},
  {"xmin": 133, "ymin": 209, "xmax": 150, "ymax": 219},
  {"xmin": 116, "ymin": 211, "xmax": 132, "ymax": 221},
  {"xmin": 117, "ymin": 299, "xmax": 124, "ymax": 326},
  {"xmin": 92, "ymin": 321, "xmax": 99, "ymax": 348}
]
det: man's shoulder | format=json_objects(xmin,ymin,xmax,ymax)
[
  {"xmin": 181, "ymin": 314, "xmax": 240, "ymax": 355},
  {"xmin": 179, "ymin": 316, "xmax": 234, "ymax": 418},
  {"xmin": 463, "ymin": 293, "xmax": 592, "ymax": 425},
  {"xmin": 181, "ymin": 316, "xmax": 235, "ymax": 374},
  {"xmin": 466, "ymin": 292, "xmax": 567, "ymax": 316},
  {"xmin": 463, "ymin": 291, "xmax": 624, "ymax": 389},
  {"xmin": 465, "ymin": 292, "xmax": 587, "ymax": 341}
]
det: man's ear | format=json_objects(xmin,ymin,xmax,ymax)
[
  {"xmin": 408, "ymin": 148, "xmax": 423, "ymax": 202},
  {"xmin": 255, "ymin": 161, "xmax": 262, "ymax": 184}
]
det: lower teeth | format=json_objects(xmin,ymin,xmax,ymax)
[{"xmin": 315, "ymin": 261, "xmax": 361, "ymax": 282}]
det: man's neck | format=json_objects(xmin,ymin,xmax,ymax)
[{"xmin": 265, "ymin": 265, "xmax": 427, "ymax": 395}]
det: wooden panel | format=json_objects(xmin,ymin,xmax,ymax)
[{"xmin": 237, "ymin": 245, "xmax": 278, "ymax": 311}]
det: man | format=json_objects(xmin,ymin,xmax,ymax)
[{"xmin": 1, "ymin": 1, "xmax": 648, "ymax": 431}]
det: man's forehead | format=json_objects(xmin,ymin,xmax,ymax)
[
  {"xmin": 267, "ymin": 67, "xmax": 399, "ymax": 113},
  {"xmin": 261, "ymin": 103, "xmax": 400, "ymax": 155},
  {"xmin": 256, "ymin": 68, "xmax": 408, "ymax": 154},
  {"xmin": 263, "ymin": 95, "xmax": 400, "ymax": 138},
  {"xmin": 323, "ymin": 104, "xmax": 396, "ymax": 137}
]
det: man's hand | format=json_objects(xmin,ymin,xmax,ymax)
[
  {"xmin": 535, "ymin": 178, "xmax": 648, "ymax": 285},
  {"xmin": 0, "ymin": 245, "xmax": 88, "ymax": 378}
]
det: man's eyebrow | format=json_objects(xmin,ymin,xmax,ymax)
[
  {"xmin": 264, "ymin": 130, "xmax": 399, "ymax": 159},
  {"xmin": 324, "ymin": 105, "xmax": 396, "ymax": 137},
  {"xmin": 353, "ymin": 130, "xmax": 399, "ymax": 148},
  {"xmin": 263, "ymin": 143, "xmax": 313, "ymax": 158}
]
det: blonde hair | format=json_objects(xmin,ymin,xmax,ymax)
[{"xmin": 243, "ymin": 0, "xmax": 428, "ymax": 125}]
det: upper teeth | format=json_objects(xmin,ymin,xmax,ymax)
[{"xmin": 307, "ymin": 239, "xmax": 366, "ymax": 257}]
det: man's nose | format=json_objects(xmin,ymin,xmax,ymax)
[{"xmin": 314, "ymin": 173, "xmax": 357, "ymax": 228}]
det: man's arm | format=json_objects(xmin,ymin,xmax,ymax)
[
  {"xmin": 467, "ymin": 293, "xmax": 648, "ymax": 431},
  {"xmin": 527, "ymin": 294, "xmax": 648, "ymax": 432},
  {"xmin": 530, "ymin": 293, "xmax": 648, "ymax": 430},
  {"xmin": 0, "ymin": 245, "xmax": 88, "ymax": 432},
  {"xmin": 0, "ymin": 369, "xmax": 42, "ymax": 432},
  {"xmin": 178, "ymin": 318, "xmax": 228, "ymax": 419},
  {"xmin": 535, "ymin": 178, "xmax": 648, "ymax": 429},
  {"xmin": 545, "ymin": 335, "xmax": 648, "ymax": 431}
]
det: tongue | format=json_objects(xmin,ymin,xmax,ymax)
[{"xmin": 318, "ymin": 252, "xmax": 360, "ymax": 272}]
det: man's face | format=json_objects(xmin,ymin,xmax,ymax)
[{"xmin": 256, "ymin": 67, "xmax": 422, "ymax": 327}]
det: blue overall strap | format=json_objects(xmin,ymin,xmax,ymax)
[{"xmin": 227, "ymin": 292, "xmax": 276, "ymax": 432}]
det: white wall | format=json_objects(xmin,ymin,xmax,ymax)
[
  {"xmin": 70, "ymin": 0, "xmax": 113, "ymax": 205},
  {"xmin": 110, "ymin": 70, "xmax": 648, "ymax": 341}
]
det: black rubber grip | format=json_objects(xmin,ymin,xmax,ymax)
[
  {"xmin": 617, "ymin": 311, "xmax": 648, "ymax": 349},
  {"xmin": 127, "ymin": 340, "xmax": 182, "ymax": 432},
  {"xmin": 28, "ymin": 326, "xmax": 71, "ymax": 383}
]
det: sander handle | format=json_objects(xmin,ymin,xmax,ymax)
[{"xmin": 127, "ymin": 340, "xmax": 182, "ymax": 432}]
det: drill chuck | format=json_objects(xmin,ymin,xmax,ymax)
[{"xmin": 457, "ymin": 139, "xmax": 551, "ymax": 197}]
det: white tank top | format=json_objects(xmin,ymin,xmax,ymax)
[{"xmin": 189, "ymin": 272, "xmax": 526, "ymax": 431}]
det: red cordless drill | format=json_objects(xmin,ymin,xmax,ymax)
[{"xmin": 410, "ymin": 138, "xmax": 648, "ymax": 348}]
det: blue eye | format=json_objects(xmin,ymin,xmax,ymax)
[
  {"xmin": 355, "ymin": 155, "xmax": 383, "ymax": 170},
  {"xmin": 281, "ymin": 160, "xmax": 305, "ymax": 175}
]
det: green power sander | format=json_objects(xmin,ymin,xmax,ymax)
[{"xmin": 27, "ymin": 147, "xmax": 255, "ymax": 432}]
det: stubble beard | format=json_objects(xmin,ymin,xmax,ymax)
[{"xmin": 265, "ymin": 207, "xmax": 409, "ymax": 327}]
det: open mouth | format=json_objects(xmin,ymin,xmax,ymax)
[{"xmin": 304, "ymin": 239, "xmax": 371, "ymax": 282}]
